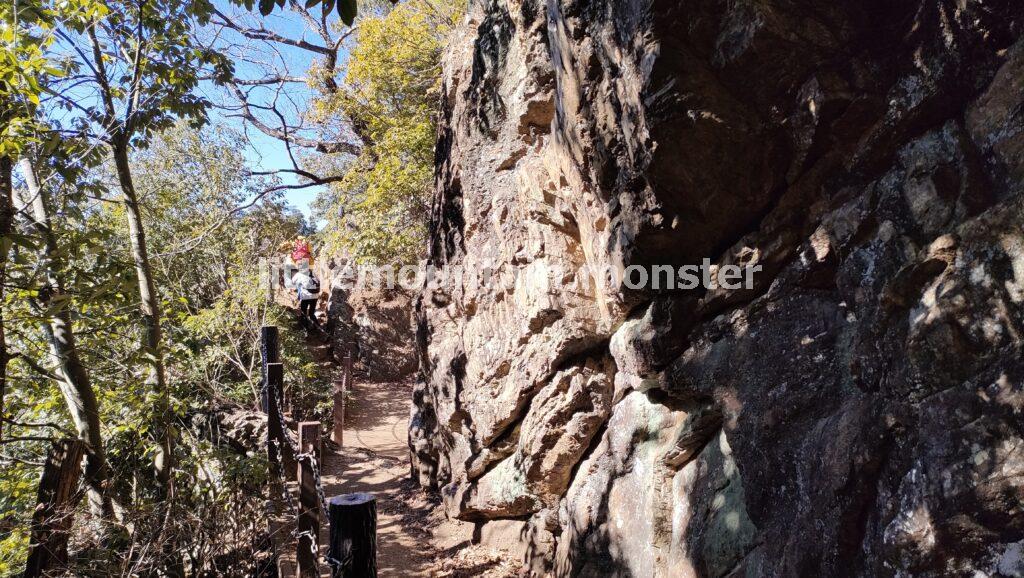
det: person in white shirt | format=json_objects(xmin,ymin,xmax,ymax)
[{"xmin": 291, "ymin": 269, "xmax": 321, "ymax": 328}]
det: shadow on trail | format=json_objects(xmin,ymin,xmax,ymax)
[
  {"xmin": 342, "ymin": 378, "xmax": 412, "ymax": 459},
  {"xmin": 288, "ymin": 304, "xmax": 433, "ymax": 575},
  {"xmin": 319, "ymin": 446, "xmax": 436, "ymax": 576},
  {"xmin": 313, "ymin": 358, "xmax": 425, "ymax": 573}
]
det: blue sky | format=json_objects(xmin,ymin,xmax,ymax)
[
  {"xmin": 202, "ymin": 0, "xmax": 354, "ymax": 224},
  {"xmin": 43, "ymin": 1, "xmax": 351, "ymax": 224}
]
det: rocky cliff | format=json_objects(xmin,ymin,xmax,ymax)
[
  {"xmin": 316, "ymin": 257, "xmax": 417, "ymax": 381},
  {"xmin": 327, "ymin": 283, "xmax": 417, "ymax": 380},
  {"xmin": 410, "ymin": 0, "xmax": 1024, "ymax": 575}
]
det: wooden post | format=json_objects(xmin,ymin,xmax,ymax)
[
  {"xmin": 260, "ymin": 326, "xmax": 281, "ymax": 412},
  {"xmin": 266, "ymin": 362, "xmax": 295, "ymax": 480},
  {"xmin": 330, "ymin": 379, "xmax": 344, "ymax": 446},
  {"xmin": 344, "ymin": 351, "xmax": 353, "ymax": 395},
  {"xmin": 331, "ymin": 351, "xmax": 352, "ymax": 446},
  {"xmin": 331, "ymin": 380, "xmax": 345, "ymax": 447},
  {"xmin": 267, "ymin": 260, "xmax": 275, "ymax": 302},
  {"xmin": 327, "ymin": 493, "xmax": 377, "ymax": 578},
  {"xmin": 25, "ymin": 439, "xmax": 86, "ymax": 578},
  {"xmin": 297, "ymin": 422, "xmax": 321, "ymax": 577}
]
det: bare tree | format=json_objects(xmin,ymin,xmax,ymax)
[{"xmin": 205, "ymin": 0, "xmax": 366, "ymax": 177}]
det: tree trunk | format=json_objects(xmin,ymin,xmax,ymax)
[
  {"xmin": 24, "ymin": 438, "xmax": 87, "ymax": 578},
  {"xmin": 110, "ymin": 142, "xmax": 186, "ymax": 578},
  {"xmin": 18, "ymin": 157, "xmax": 114, "ymax": 520},
  {"xmin": 110, "ymin": 141, "xmax": 174, "ymax": 491},
  {"xmin": 0, "ymin": 156, "xmax": 12, "ymax": 443}
]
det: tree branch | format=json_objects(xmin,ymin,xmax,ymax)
[
  {"xmin": 249, "ymin": 168, "xmax": 344, "ymax": 185},
  {"xmin": 205, "ymin": 74, "xmax": 305, "ymax": 85},
  {"xmin": 153, "ymin": 180, "xmax": 335, "ymax": 258},
  {"xmin": 210, "ymin": 7, "xmax": 333, "ymax": 55},
  {"xmin": 225, "ymin": 81, "xmax": 360, "ymax": 155}
]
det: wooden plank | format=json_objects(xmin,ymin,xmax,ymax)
[
  {"xmin": 25, "ymin": 438, "xmax": 86, "ymax": 578},
  {"xmin": 296, "ymin": 422, "xmax": 321, "ymax": 578},
  {"xmin": 327, "ymin": 493, "xmax": 377, "ymax": 578}
]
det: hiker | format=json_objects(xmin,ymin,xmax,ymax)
[{"xmin": 292, "ymin": 268, "xmax": 321, "ymax": 328}]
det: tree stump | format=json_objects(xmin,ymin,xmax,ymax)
[{"xmin": 327, "ymin": 493, "xmax": 377, "ymax": 578}]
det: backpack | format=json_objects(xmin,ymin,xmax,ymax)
[{"xmin": 306, "ymin": 274, "xmax": 321, "ymax": 293}]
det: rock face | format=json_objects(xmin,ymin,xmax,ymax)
[
  {"xmin": 411, "ymin": 0, "xmax": 1024, "ymax": 575},
  {"xmin": 327, "ymin": 279, "xmax": 417, "ymax": 381}
]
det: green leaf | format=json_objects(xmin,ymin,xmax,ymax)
[
  {"xmin": 6, "ymin": 233, "xmax": 40, "ymax": 251},
  {"xmin": 305, "ymin": 0, "xmax": 319, "ymax": 7},
  {"xmin": 337, "ymin": 0, "xmax": 356, "ymax": 25},
  {"xmin": 41, "ymin": 132, "xmax": 61, "ymax": 156},
  {"xmin": 259, "ymin": 0, "xmax": 275, "ymax": 16}
]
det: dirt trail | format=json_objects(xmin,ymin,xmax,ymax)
[
  {"xmin": 318, "ymin": 377, "xmax": 437, "ymax": 576},
  {"xmin": 291, "ymin": 319, "xmax": 517, "ymax": 577}
]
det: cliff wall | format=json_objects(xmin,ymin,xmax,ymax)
[{"xmin": 411, "ymin": 0, "xmax": 1024, "ymax": 575}]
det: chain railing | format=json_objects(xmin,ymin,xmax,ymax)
[{"xmin": 260, "ymin": 316, "xmax": 376, "ymax": 578}]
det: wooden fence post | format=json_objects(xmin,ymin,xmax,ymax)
[
  {"xmin": 260, "ymin": 329, "xmax": 288, "ymax": 573},
  {"xmin": 327, "ymin": 493, "xmax": 377, "ymax": 578},
  {"xmin": 297, "ymin": 422, "xmax": 321, "ymax": 577},
  {"xmin": 260, "ymin": 326, "xmax": 281, "ymax": 412},
  {"xmin": 345, "ymin": 351, "xmax": 353, "ymax": 394},
  {"xmin": 25, "ymin": 439, "xmax": 86, "ymax": 578},
  {"xmin": 330, "ymin": 379, "xmax": 344, "ymax": 446},
  {"xmin": 267, "ymin": 260, "xmax": 275, "ymax": 302},
  {"xmin": 331, "ymin": 351, "xmax": 352, "ymax": 446},
  {"xmin": 265, "ymin": 362, "xmax": 296, "ymax": 480}
]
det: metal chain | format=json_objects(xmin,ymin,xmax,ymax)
[
  {"xmin": 295, "ymin": 450, "xmax": 333, "ymax": 569},
  {"xmin": 269, "ymin": 437, "xmax": 299, "ymax": 516},
  {"xmin": 263, "ymin": 377, "xmax": 300, "ymax": 534},
  {"xmin": 276, "ymin": 404, "xmax": 300, "ymax": 455},
  {"xmin": 297, "ymin": 529, "xmax": 319, "ymax": 559},
  {"xmin": 275, "ymin": 403, "xmax": 327, "ymax": 522},
  {"xmin": 296, "ymin": 451, "xmax": 330, "ymax": 519},
  {"xmin": 326, "ymin": 551, "xmax": 348, "ymax": 570},
  {"xmin": 263, "ymin": 354, "xmax": 337, "ymax": 567}
]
